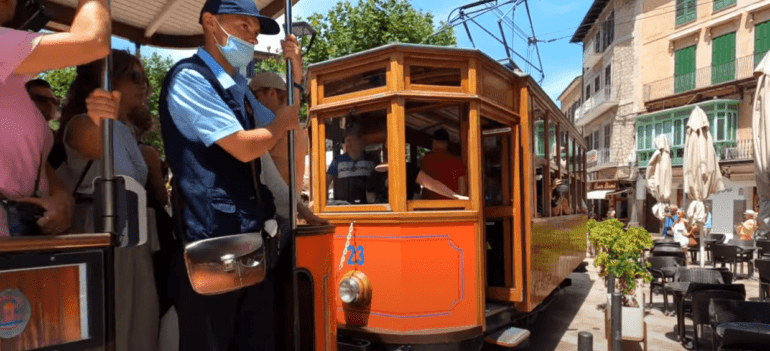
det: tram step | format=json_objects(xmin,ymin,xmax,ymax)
[
  {"xmin": 485, "ymin": 301, "xmax": 514, "ymax": 332},
  {"xmin": 484, "ymin": 326, "xmax": 530, "ymax": 348}
]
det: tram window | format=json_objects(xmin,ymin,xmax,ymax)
[
  {"xmin": 409, "ymin": 66, "xmax": 462, "ymax": 86},
  {"xmin": 323, "ymin": 109, "xmax": 388, "ymax": 207},
  {"xmin": 404, "ymin": 100, "xmax": 468, "ymax": 204},
  {"xmin": 481, "ymin": 117, "xmax": 512, "ymax": 207},
  {"xmin": 324, "ymin": 67, "xmax": 387, "ymax": 98}
]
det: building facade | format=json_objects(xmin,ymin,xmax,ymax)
[
  {"xmin": 636, "ymin": 0, "xmax": 770, "ymax": 235},
  {"xmin": 565, "ymin": 0, "xmax": 645, "ymax": 224}
]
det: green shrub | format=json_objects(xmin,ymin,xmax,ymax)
[{"xmin": 589, "ymin": 219, "xmax": 653, "ymax": 305}]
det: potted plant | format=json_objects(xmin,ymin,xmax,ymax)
[{"xmin": 589, "ymin": 219, "xmax": 653, "ymax": 349}]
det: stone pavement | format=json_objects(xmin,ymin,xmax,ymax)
[{"xmin": 523, "ymin": 256, "xmax": 762, "ymax": 351}]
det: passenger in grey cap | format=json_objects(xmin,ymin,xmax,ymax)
[{"xmin": 159, "ymin": 0, "xmax": 303, "ymax": 350}]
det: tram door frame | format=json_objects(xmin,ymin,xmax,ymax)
[{"xmin": 480, "ymin": 114, "xmax": 525, "ymax": 303}]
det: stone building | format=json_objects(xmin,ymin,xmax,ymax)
[
  {"xmin": 560, "ymin": 0, "xmax": 644, "ymax": 224},
  {"xmin": 636, "ymin": 0, "xmax": 770, "ymax": 236}
]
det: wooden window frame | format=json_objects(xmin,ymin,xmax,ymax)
[
  {"xmin": 319, "ymin": 60, "xmax": 390, "ymax": 104},
  {"xmin": 404, "ymin": 58, "xmax": 469, "ymax": 94}
]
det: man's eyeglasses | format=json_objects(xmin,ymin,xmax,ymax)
[{"xmin": 30, "ymin": 95, "xmax": 60, "ymax": 107}]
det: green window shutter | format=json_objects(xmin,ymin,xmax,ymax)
[
  {"xmin": 637, "ymin": 126, "xmax": 643, "ymax": 150},
  {"xmin": 714, "ymin": 0, "xmax": 735, "ymax": 12},
  {"xmin": 712, "ymin": 32, "xmax": 736, "ymax": 85},
  {"xmin": 675, "ymin": 46, "xmax": 696, "ymax": 93},
  {"xmin": 756, "ymin": 20, "xmax": 770, "ymax": 67}
]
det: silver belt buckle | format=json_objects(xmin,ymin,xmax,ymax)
[{"xmin": 221, "ymin": 254, "xmax": 236, "ymax": 272}]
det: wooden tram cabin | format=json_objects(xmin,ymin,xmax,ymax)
[{"xmin": 302, "ymin": 43, "xmax": 588, "ymax": 350}]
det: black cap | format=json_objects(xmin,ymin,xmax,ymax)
[
  {"xmin": 200, "ymin": 0, "xmax": 281, "ymax": 35},
  {"xmin": 432, "ymin": 128, "xmax": 449, "ymax": 142}
]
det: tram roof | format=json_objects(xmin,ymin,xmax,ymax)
[
  {"xmin": 42, "ymin": 0, "xmax": 297, "ymax": 48},
  {"xmin": 308, "ymin": 43, "xmax": 585, "ymax": 147}
]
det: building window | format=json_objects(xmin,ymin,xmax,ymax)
[
  {"xmin": 675, "ymin": 45, "xmax": 696, "ymax": 93},
  {"xmin": 712, "ymin": 32, "xmax": 736, "ymax": 85},
  {"xmin": 713, "ymin": 0, "xmax": 736, "ymax": 12},
  {"xmin": 593, "ymin": 130, "xmax": 600, "ymax": 150},
  {"xmin": 594, "ymin": 76, "xmax": 600, "ymax": 93},
  {"xmin": 572, "ymin": 101, "xmax": 580, "ymax": 121},
  {"xmin": 676, "ymin": 0, "xmax": 697, "ymax": 26},
  {"xmin": 585, "ymin": 84, "xmax": 591, "ymax": 99},
  {"xmin": 595, "ymin": 31, "xmax": 601, "ymax": 53},
  {"xmin": 604, "ymin": 124, "xmax": 611, "ymax": 148},
  {"xmin": 604, "ymin": 65, "xmax": 611, "ymax": 95},
  {"xmin": 586, "ymin": 135, "xmax": 593, "ymax": 151},
  {"xmin": 755, "ymin": 20, "xmax": 770, "ymax": 67},
  {"xmin": 603, "ymin": 11, "xmax": 614, "ymax": 50}
]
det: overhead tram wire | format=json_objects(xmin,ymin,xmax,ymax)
[{"xmin": 427, "ymin": 0, "xmax": 546, "ymax": 83}]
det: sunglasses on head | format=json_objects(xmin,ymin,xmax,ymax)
[{"xmin": 30, "ymin": 94, "xmax": 60, "ymax": 106}]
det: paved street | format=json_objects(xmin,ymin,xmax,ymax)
[{"xmin": 523, "ymin": 254, "xmax": 762, "ymax": 350}]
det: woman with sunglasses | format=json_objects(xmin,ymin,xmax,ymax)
[
  {"xmin": 1, "ymin": 0, "xmax": 111, "ymax": 237},
  {"xmin": 56, "ymin": 49, "xmax": 160, "ymax": 351}
]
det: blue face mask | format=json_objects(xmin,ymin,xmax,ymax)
[{"xmin": 214, "ymin": 18, "xmax": 255, "ymax": 74}]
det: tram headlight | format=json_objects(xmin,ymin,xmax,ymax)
[
  {"xmin": 338, "ymin": 270, "xmax": 372, "ymax": 307},
  {"xmin": 339, "ymin": 278, "xmax": 360, "ymax": 304}
]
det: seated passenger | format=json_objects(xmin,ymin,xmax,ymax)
[
  {"xmin": 369, "ymin": 149, "xmax": 468, "ymax": 202},
  {"xmin": 420, "ymin": 128, "xmax": 466, "ymax": 199},
  {"xmin": 326, "ymin": 124, "xmax": 376, "ymax": 204},
  {"xmin": 25, "ymin": 78, "xmax": 59, "ymax": 123},
  {"xmin": 56, "ymin": 50, "xmax": 160, "ymax": 351},
  {"xmin": 551, "ymin": 179, "xmax": 570, "ymax": 215}
]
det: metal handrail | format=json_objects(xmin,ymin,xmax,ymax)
[{"xmin": 644, "ymin": 52, "xmax": 764, "ymax": 102}]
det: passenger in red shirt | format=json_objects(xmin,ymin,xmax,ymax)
[{"xmin": 420, "ymin": 129, "xmax": 467, "ymax": 199}]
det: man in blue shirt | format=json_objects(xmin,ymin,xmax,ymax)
[{"xmin": 159, "ymin": 0, "xmax": 303, "ymax": 349}]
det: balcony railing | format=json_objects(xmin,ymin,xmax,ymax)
[
  {"xmin": 637, "ymin": 138, "xmax": 753, "ymax": 167},
  {"xmin": 719, "ymin": 138, "xmax": 754, "ymax": 162},
  {"xmin": 643, "ymin": 52, "xmax": 763, "ymax": 102},
  {"xmin": 587, "ymin": 148, "xmax": 615, "ymax": 169},
  {"xmin": 576, "ymin": 85, "xmax": 616, "ymax": 125}
]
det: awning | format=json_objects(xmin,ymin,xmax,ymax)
[{"xmin": 587, "ymin": 190, "xmax": 613, "ymax": 200}]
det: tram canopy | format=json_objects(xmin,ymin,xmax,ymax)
[{"xmin": 42, "ymin": 0, "xmax": 299, "ymax": 48}]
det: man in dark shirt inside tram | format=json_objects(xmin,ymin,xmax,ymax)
[{"xmin": 326, "ymin": 123, "xmax": 376, "ymax": 204}]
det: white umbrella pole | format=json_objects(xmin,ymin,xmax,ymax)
[{"xmin": 699, "ymin": 223, "xmax": 705, "ymax": 267}]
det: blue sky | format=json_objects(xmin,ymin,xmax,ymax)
[{"xmin": 112, "ymin": 0, "xmax": 593, "ymax": 105}]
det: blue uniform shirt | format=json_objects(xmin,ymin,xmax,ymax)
[
  {"xmin": 161, "ymin": 48, "xmax": 276, "ymax": 241},
  {"xmin": 167, "ymin": 47, "xmax": 275, "ymax": 147}
]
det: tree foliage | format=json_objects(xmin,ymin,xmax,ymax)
[
  {"xmin": 588, "ymin": 219, "xmax": 653, "ymax": 305},
  {"xmin": 303, "ymin": 0, "xmax": 456, "ymax": 64}
]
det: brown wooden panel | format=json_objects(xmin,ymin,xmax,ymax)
[
  {"xmin": 0, "ymin": 265, "xmax": 83, "ymax": 350},
  {"xmin": 0, "ymin": 234, "xmax": 111, "ymax": 254},
  {"xmin": 317, "ymin": 210, "xmax": 479, "ymax": 224},
  {"xmin": 407, "ymin": 200, "xmax": 471, "ymax": 211}
]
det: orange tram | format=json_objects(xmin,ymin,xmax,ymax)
[{"xmin": 295, "ymin": 43, "xmax": 589, "ymax": 351}]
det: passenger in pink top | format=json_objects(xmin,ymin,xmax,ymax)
[{"xmin": 1, "ymin": 0, "xmax": 111, "ymax": 236}]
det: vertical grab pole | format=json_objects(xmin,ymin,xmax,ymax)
[
  {"xmin": 101, "ymin": 2, "xmax": 116, "ymax": 351},
  {"xmin": 284, "ymin": 1, "xmax": 301, "ymax": 350},
  {"xmin": 101, "ymin": 3, "xmax": 116, "ymax": 237}
]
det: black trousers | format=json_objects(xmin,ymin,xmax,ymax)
[{"xmin": 168, "ymin": 246, "xmax": 275, "ymax": 351}]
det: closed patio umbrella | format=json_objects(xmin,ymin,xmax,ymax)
[
  {"xmin": 645, "ymin": 134, "xmax": 672, "ymax": 221},
  {"xmin": 683, "ymin": 106, "xmax": 726, "ymax": 267},
  {"xmin": 754, "ymin": 53, "xmax": 770, "ymax": 238}
]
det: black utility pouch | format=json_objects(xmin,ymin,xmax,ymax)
[{"xmin": 2, "ymin": 200, "xmax": 45, "ymax": 236}]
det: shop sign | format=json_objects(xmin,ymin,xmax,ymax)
[{"xmin": 590, "ymin": 181, "xmax": 617, "ymax": 191}]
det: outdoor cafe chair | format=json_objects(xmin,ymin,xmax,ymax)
[
  {"xmin": 709, "ymin": 299, "xmax": 770, "ymax": 351},
  {"xmin": 652, "ymin": 246, "xmax": 688, "ymax": 260},
  {"xmin": 647, "ymin": 256, "xmax": 685, "ymax": 314},
  {"xmin": 717, "ymin": 326, "xmax": 770, "ymax": 351},
  {"xmin": 705, "ymin": 233, "xmax": 727, "ymax": 262},
  {"xmin": 728, "ymin": 239, "xmax": 756, "ymax": 278},
  {"xmin": 710, "ymin": 244, "xmax": 753, "ymax": 278},
  {"xmin": 755, "ymin": 258, "xmax": 770, "ymax": 302},
  {"xmin": 690, "ymin": 289, "xmax": 745, "ymax": 351},
  {"xmin": 756, "ymin": 239, "xmax": 770, "ymax": 258},
  {"xmin": 670, "ymin": 283, "xmax": 744, "ymax": 348}
]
